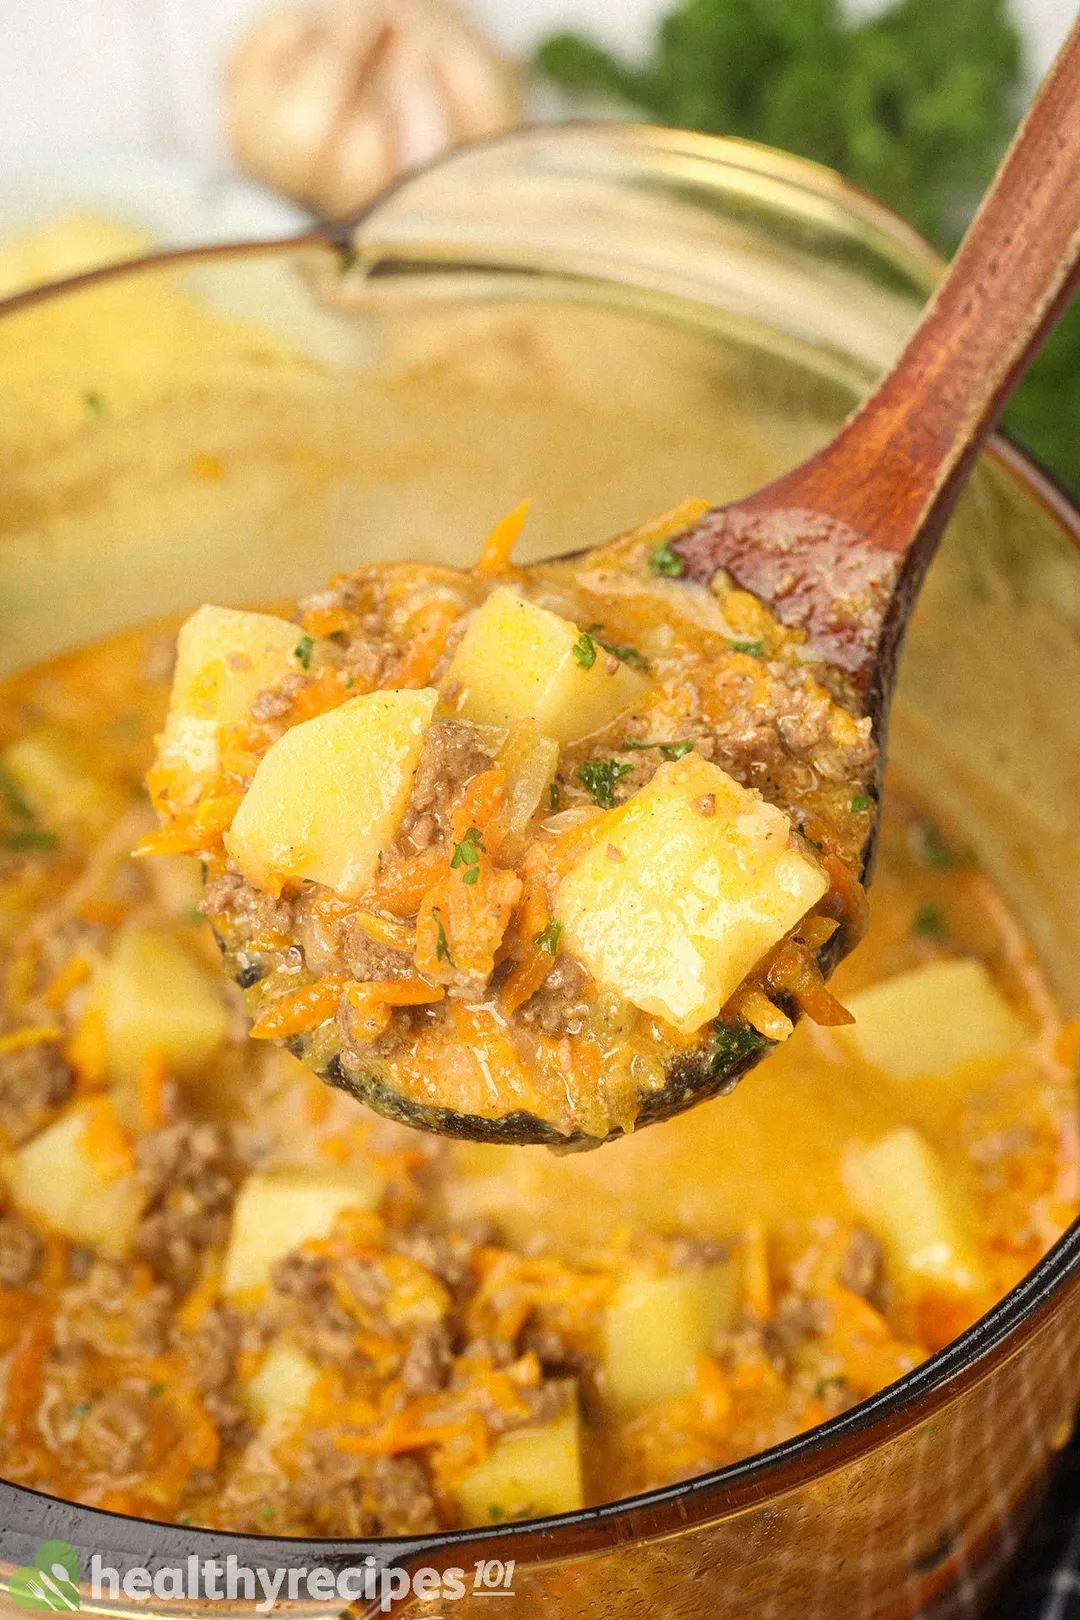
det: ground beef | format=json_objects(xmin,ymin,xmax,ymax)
[
  {"xmin": 396, "ymin": 720, "xmax": 498, "ymax": 854},
  {"xmin": 269, "ymin": 1253, "xmax": 369, "ymax": 1364},
  {"xmin": 200, "ymin": 868, "xmax": 295, "ymax": 942},
  {"xmin": 338, "ymin": 916, "xmax": 414, "ymax": 982},
  {"xmin": 367, "ymin": 1454, "xmax": 440, "ymax": 1533},
  {"xmin": 282, "ymin": 1438, "xmax": 440, "ymax": 1537},
  {"xmin": 74, "ymin": 1389, "xmax": 152, "ymax": 1474},
  {"xmin": 185, "ymin": 1303, "xmax": 247, "ymax": 1440},
  {"xmin": 392, "ymin": 1225, "xmax": 478, "ymax": 1294},
  {"xmin": 0, "ymin": 1213, "xmax": 43, "ymax": 1285},
  {"xmin": 134, "ymin": 1123, "xmax": 240, "ymax": 1290},
  {"xmin": 57, "ymin": 1259, "xmax": 173, "ymax": 1359},
  {"xmin": 667, "ymin": 1236, "xmax": 731, "ymax": 1271},
  {"xmin": 0, "ymin": 1040, "xmax": 73, "ymax": 1145},
  {"xmin": 519, "ymin": 1324, "xmax": 594, "ymax": 1379},
  {"xmin": 248, "ymin": 672, "xmax": 308, "ymax": 723},
  {"xmin": 518, "ymin": 956, "xmax": 591, "ymax": 1039},
  {"xmin": 400, "ymin": 1322, "xmax": 452, "ymax": 1394},
  {"xmin": 839, "ymin": 1227, "xmax": 886, "ymax": 1304}
]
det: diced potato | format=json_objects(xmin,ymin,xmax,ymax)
[
  {"xmin": 842, "ymin": 1126, "xmax": 985, "ymax": 1295},
  {"xmin": 604, "ymin": 1261, "xmax": 737, "ymax": 1408},
  {"xmin": 2, "ymin": 730, "xmax": 122, "ymax": 837},
  {"xmin": 455, "ymin": 1402, "xmax": 583, "ymax": 1524},
  {"xmin": 225, "ymin": 688, "xmax": 438, "ymax": 898},
  {"xmin": 243, "ymin": 1339, "xmax": 320, "ymax": 1425},
  {"xmin": 442, "ymin": 587, "xmax": 649, "ymax": 744},
  {"xmin": 99, "ymin": 927, "xmax": 228, "ymax": 1084},
  {"xmin": 158, "ymin": 605, "xmax": 301, "ymax": 790},
  {"xmin": 5, "ymin": 1099, "xmax": 144, "ymax": 1256},
  {"xmin": 838, "ymin": 959, "xmax": 1025, "ymax": 1079},
  {"xmin": 222, "ymin": 1165, "xmax": 384, "ymax": 1296},
  {"xmin": 555, "ymin": 756, "xmax": 827, "ymax": 1034}
]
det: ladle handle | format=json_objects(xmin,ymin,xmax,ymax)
[{"xmin": 751, "ymin": 12, "xmax": 1080, "ymax": 555}]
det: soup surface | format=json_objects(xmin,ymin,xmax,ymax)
[{"xmin": 0, "ymin": 619, "xmax": 1074, "ymax": 1533}]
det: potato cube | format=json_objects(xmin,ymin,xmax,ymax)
[
  {"xmin": 158, "ymin": 605, "xmax": 301, "ymax": 790},
  {"xmin": 2, "ymin": 730, "xmax": 122, "ymax": 838},
  {"xmin": 222, "ymin": 1165, "xmax": 384, "ymax": 1296},
  {"xmin": 455, "ymin": 1402, "xmax": 583, "ymax": 1524},
  {"xmin": 225, "ymin": 688, "xmax": 438, "ymax": 898},
  {"xmin": 442, "ymin": 587, "xmax": 648, "ymax": 744},
  {"xmin": 5, "ymin": 1099, "xmax": 144, "ymax": 1256},
  {"xmin": 99, "ymin": 927, "xmax": 229, "ymax": 1084},
  {"xmin": 843, "ymin": 1126, "xmax": 985, "ymax": 1295},
  {"xmin": 243, "ymin": 1339, "xmax": 320, "ymax": 1425},
  {"xmin": 604, "ymin": 1261, "xmax": 737, "ymax": 1408},
  {"xmin": 555, "ymin": 756, "xmax": 827, "ymax": 1033},
  {"xmin": 838, "ymin": 958, "xmax": 1024, "ymax": 1079}
]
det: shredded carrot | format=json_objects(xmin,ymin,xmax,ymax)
[
  {"xmin": 302, "ymin": 602, "xmax": 355, "ymax": 639},
  {"xmin": 386, "ymin": 597, "xmax": 460, "ymax": 689},
  {"xmin": 82, "ymin": 1096, "xmax": 135, "ymax": 1181},
  {"xmin": 134, "ymin": 791, "xmax": 245, "ymax": 857},
  {"xmin": 41, "ymin": 953, "xmax": 91, "ymax": 1009},
  {"xmin": 451, "ymin": 768, "xmax": 506, "ymax": 844},
  {"xmin": 287, "ymin": 668, "xmax": 351, "ymax": 726},
  {"xmin": 65, "ymin": 1004, "xmax": 109, "ymax": 1093},
  {"xmin": 474, "ymin": 498, "xmax": 530, "ymax": 577},
  {"xmin": 351, "ymin": 911, "xmax": 417, "ymax": 952},
  {"xmin": 344, "ymin": 978, "xmax": 444, "ymax": 1044},
  {"xmin": 4, "ymin": 1317, "xmax": 51, "ymax": 1437},
  {"xmin": 249, "ymin": 977, "xmax": 350, "ymax": 1040},
  {"xmin": 500, "ymin": 947, "xmax": 556, "ymax": 1016},
  {"xmin": 727, "ymin": 986, "xmax": 793, "ymax": 1042},
  {"xmin": 136, "ymin": 1047, "xmax": 170, "ymax": 1130},
  {"xmin": 369, "ymin": 850, "xmax": 447, "ymax": 917},
  {"xmin": 767, "ymin": 939, "xmax": 854, "ymax": 1027},
  {"xmin": 741, "ymin": 1221, "xmax": 772, "ymax": 1320},
  {"xmin": 0, "ymin": 1024, "xmax": 62, "ymax": 1056}
]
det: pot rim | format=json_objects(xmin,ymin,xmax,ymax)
[{"xmin": 0, "ymin": 124, "xmax": 1077, "ymax": 1572}]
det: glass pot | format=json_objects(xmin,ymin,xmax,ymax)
[{"xmin": 2, "ymin": 125, "xmax": 1080, "ymax": 1620}]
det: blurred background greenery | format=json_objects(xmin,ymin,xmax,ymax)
[{"xmin": 535, "ymin": 0, "xmax": 1080, "ymax": 494}]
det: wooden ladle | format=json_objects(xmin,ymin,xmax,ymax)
[{"xmin": 236, "ymin": 19, "xmax": 1080, "ymax": 1148}]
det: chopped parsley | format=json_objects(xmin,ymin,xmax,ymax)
[
  {"xmin": 731, "ymin": 640, "xmax": 765, "ymax": 657},
  {"xmin": 294, "ymin": 634, "xmax": 315, "ymax": 670},
  {"xmin": 548, "ymin": 780, "xmax": 561, "ymax": 812},
  {"xmin": 2, "ymin": 829, "xmax": 58, "ymax": 853},
  {"xmin": 450, "ymin": 826, "xmax": 485, "ymax": 885},
  {"xmin": 912, "ymin": 900, "xmax": 948, "ymax": 941},
  {"xmin": 587, "ymin": 626, "xmax": 648, "ymax": 669},
  {"xmin": 83, "ymin": 391, "xmax": 107, "ymax": 418},
  {"xmin": 147, "ymin": 1382, "xmax": 165, "ymax": 1399},
  {"xmin": 707, "ymin": 1019, "xmax": 768, "ymax": 1076},
  {"xmin": 850, "ymin": 794, "xmax": 872, "ymax": 814},
  {"xmin": 571, "ymin": 632, "xmax": 598, "ymax": 669},
  {"xmin": 433, "ymin": 909, "xmax": 455, "ymax": 965},
  {"xmin": 909, "ymin": 818, "xmax": 961, "ymax": 870},
  {"xmin": 577, "ymin": 759, "xmax": 633, "ymax": 809},
  {"xmin": 0, "ymin": 763, "xmax": 33, "ymax": 822},
  {"xmin": 647, "ymin": 540, "xmax": 685, "ymax": 578},
  {"xmin": 624, "ymin": 738, "xmax": 694, "ymax": 761},
  {"xmin": 534, "ymin": 919, "xmax": 563, "ymax": 955}
]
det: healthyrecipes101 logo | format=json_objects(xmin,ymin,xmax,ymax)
[
  {"xmin": 7, "ymin": 1541, "xmax": 517, "ymax": 1613},
  {"xmin": 9, "ymin": 1542, "xmax": 81, "ymax": 1611}
]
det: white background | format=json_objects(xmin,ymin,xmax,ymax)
[{"xmin": 0, "ymin": 0, "xmax": 1070, "ymax": 168}]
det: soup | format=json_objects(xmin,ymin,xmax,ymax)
[{"xmin": 0, "ymin": 616, "xmax": 1073, "ymax": 1533}]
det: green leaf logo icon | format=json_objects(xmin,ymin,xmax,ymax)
[{"xmin": 8, "ymin": 1542, "xmax": 81, "ymax": 1611}]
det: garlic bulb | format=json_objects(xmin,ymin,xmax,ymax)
[{"xmin": 226, "ymin": 0, "xmax": 521, "ymax": 219}]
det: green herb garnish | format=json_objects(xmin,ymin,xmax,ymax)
[
  {"xmin": 647, "ymin": 540, "xmax": 685, "ymax": 578},
  {"xmin": 2, "ymin": 829, "xmax": 58, "ymax": 853},
  {"xmin": 294, "ymin": 635, "xmax": 315, "ymax": 670},
  {"xmin": 850, "ymin": 794, "xmax": 872, "ymax": 814},
  {"xmin": 548, "ymin": 781, "xmax": 561, "ymax": 812},
  {"xmin": 731, "ymin": 640, "xmax": 765, "ymax": 658},
  {"xmin": 571, "ymin": 632, "xmax": 598, "ymax": 669},
  {"xmin": 588, "ymin": 627, "xmax": 648, "ymax": 669},
  {"xmin": 909, "ymin": 819, "xmax": 960, "ymax": 870},
  {"xmin": 450, "ymin": 826, "xmax": 485, "ymax": 884},
  {"xmin": 433, "ymin": 909, "xmax": 455, "ymax": 965},
  {"xmin": 534, "ymin": 919, "xmax": 563, "ymax": 955},
  {"xmin": 577, "ymin": 759, "xmax": 633, "ymax": 809},
  {"xmin": 0, "ymin": 763, "xmax": 33, "ymax": 822},
  {"xmin": 624, "ymin": 738, "xmax": 694, "ymax": 761},
  {"xmin": 83, "ymin": 391, "xmax": 107, "ymax": 418},
  {"xmin": 912, "ymin": 901, "xmax": 948, "ymax": 941},
  {"xmin": 148, "ymin": 1383, "xmax": 165, "ymax": 1399},
  {"xmin": 707, "ymin": 1019, "xmax": 768, "ymax": 1076}
]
